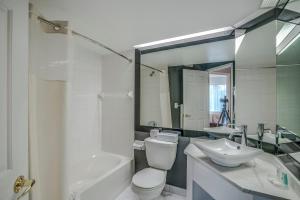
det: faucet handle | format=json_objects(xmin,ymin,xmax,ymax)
[
  {"xmin": 240, "ymin": 125, "xmax": 247, "ymax": 132},
  {"xmin": 226, "ymin": 123, "xmax": 236, "ymax": 128}
]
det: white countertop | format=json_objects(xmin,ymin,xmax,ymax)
[
  {"xmin": 290, "ymin": 152, "xmax": 300, "ymax": 163},
  {"xmin": 247, "ymin": 132, "xmax": 292, "ymax": 145},
  {"xmin": 185, "ymin": 139, "xmax": 300, "ymax": 200}
]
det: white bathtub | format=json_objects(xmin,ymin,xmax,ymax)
[{"xmin": 68, "ymin": 152, "xmax": 133, "ymax": 200}]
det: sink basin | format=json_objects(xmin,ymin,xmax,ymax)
[{"xmin": 194, "ymin": 138, "xmax": 263, "ymax": 167}]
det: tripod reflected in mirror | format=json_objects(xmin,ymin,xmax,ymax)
[{"xmin": 217, "ymin": 96, "xmax": 231, "ymax": 126}]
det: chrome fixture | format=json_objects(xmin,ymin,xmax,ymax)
[
  {"xmin": 241, "ymin": 125, "xmax": 248, "ymax": 146},
  {"xmin": 31, "ymin": 13, "xmax": 164, "ymax": 73},
  {"xmin": 30, "ymin": 11, "xmax": 133, "ymax": 63},
  {"xmin": 257, "ymin": 123, "xmax": 265, "ymax": 149},
  {"xmin": 228, "ymin": 124, "xmax": 248, "ymax": 146},
  {"xmin": 149, "ymin": 71, "xmax": 155, "ymax": 77},
  {"xmin": 140, "ymin": 63, "xmax": 164, "ymax": 73}
]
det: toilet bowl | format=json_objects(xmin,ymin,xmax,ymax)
[
  {"xmin": 131, "ymin": 133, "xmax": 178, "ymax": 200},
  {"xmin": 132, "ymin": 168, "xmax": 166, "ymax": 200}
]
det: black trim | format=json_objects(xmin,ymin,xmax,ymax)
[
  {"xmin": 141, "ymin": 35, "xmax": 235, "ymax": 55},
  {"xmin": 277, "ymin": 9, "xmax": 300, "ymax": 25},
  {"xmin": 238, "ymin": 9, "xmax": 277, "ymax": 33},
  {"xmin": 134, "ymin": 49, "xmax": 141, "ymax": 131}
]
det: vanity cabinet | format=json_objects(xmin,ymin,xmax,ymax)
[{"xmin": 185, "ymin": 143, "xmax": 300, "ymax": 200}]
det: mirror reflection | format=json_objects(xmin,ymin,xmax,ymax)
[
  {"xmin": 276, "ymin": 0, "xmax": 300, "ymax": 138},
  {"xmin": 140, "ymin": 39, "xmax": 235, "ymax": 131},
  {"xmin": 138, "ymin": 0, "xmax": 300, "ymax": 142}
]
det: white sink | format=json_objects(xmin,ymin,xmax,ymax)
[{"xmin": 194, "ymin": 138, "xmax": 263, "ymax": 167}]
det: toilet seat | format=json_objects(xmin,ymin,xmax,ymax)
[{"xmin": 132, "ymin": 168, "xmax": 166, "ymax": 190}]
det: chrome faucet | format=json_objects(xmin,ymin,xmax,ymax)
[
  {"xmin": 257, "ymin": 123, "xmax": 264, "ymax": 140},
  {"xmin": 241, "ymin": 125, "xmax": 248, "ymax": 146},
  {"xmin": 228, "ymin": 124, "xmax": 248, "ymax": 146},
  {"xmin": 257, "ymin": 123, "xmax": 265, "ymax": 149}
]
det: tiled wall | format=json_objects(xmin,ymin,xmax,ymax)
[
  {"xmin": 67, "ymin": 37, "xmax": 102, "ymax": 166},
  {"xmin": 101, "ymin": 50, "xmax": 135, "ymax": 158}
]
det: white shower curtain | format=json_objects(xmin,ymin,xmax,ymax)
[
  {"xmin": 29, "ymin": 13, "xmax": 69, "ymax": 200},
  {"xmin": 159, "ymin": 68, "xmax": 172, "ymax": 128}
]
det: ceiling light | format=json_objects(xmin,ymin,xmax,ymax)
[
  {"xmin": 276, "ymin": 23, "xmax": 296, "ymax": 47},
  {"xmin": 235, "ymin": 34, "xmax": 246, "ymax": 55},
  {"xmin": 260, "ymin": 0, "xmax": 279, "ymax": 8},
  {"xmin": 278, "ymin": 33, "xmax": 300, "ymax": 55},
  {"xmin": 134, "ymin": 27, "xmax": 234, "ymax": 49}
]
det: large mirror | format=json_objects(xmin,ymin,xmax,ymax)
[
  {"xmin": 235, "ymin": 21, "xmax": 277, "ymax": 134},
  {"xmin": 136, "ymin": 0, "xmax": 300, "ymax": 138},
  {"xmin": 140, "ymin": 38, "xmax": 235, "ymax": 132},
  {"xmin": 276, "ymin": 0, "xmax": 300, "ymax": 137}
]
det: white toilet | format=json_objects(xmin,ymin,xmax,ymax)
[{"xmin": 132, "ymin": 133, "xmax": 178, "ymax": 200}]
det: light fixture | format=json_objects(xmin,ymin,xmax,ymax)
[
  {"xmin": 260, "ymin": 0, "xmax": 279, "ymax": 8},
  {"xmin": 278, "ymin": 33, "xmax": 300, "ymax": 55},
  {"xmin": 235, "ymin": 34, "xmax": 246, "ymax": 54},
  {"xmin": 276, "ymin": 23, "xmax": 296, "ymax": 47},
  {"xmin": 134, "ymin": 26, "xmax": 233, "ymax": 49}
]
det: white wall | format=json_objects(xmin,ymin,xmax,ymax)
[
  {"xmin": 235, "ymin": 21, "xmax": 277, "ymax": 133},
  {"xmin": 101, "ymin": 51, "xmax": 134, "ymax": 158},
  {"xmin": 66, "ymin": 36, "xmax": 102, "ymax": 166}
]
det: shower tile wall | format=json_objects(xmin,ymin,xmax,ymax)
[
  {"xmin": 68, "ymin": 38, "xmax": 102, "ymax": 166},
  {"xmin": 101, "ymin": 50, "xmax": 135, "ymax": 158}
]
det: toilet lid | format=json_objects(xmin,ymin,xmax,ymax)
[{"xmin": 132, "ymin": 168, "xmax": 166, "ymax": 189}]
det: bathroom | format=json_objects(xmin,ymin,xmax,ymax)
[{"xmin": 0, "ymin": 0, "xmax": 300, "ymax": 200}]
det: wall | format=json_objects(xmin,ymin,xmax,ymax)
[
  {"xmin": 235, "ymin": 21, "xmax": 277, "ymax": 133},
  {"xmin": 101, "ymin": 51, "xmax": 135, "ymax": 158},
  {"xmin": 66, "ymin": 36, "xmax": 102, "ymax": 167}
]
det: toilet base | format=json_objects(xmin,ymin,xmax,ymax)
[{"xmin": 131, "ymin": 183, "xmax": 164, "ymax": 200}]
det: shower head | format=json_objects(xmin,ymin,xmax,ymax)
[{"xmin": 150, "ymin": 71, "xmax": 155, "ymax": 77}]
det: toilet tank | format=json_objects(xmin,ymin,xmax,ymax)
[{"xmin": 145, "ymin": 137, "xmax": 178, "ymax": 170}]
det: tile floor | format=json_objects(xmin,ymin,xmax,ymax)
[{"xmin": 116, "ymin": 186, "xmax": 186, "ymax": 200}]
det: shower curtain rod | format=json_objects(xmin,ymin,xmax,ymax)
[
  {"xmin": 33, "ymin": 15, "xmax": 165, "ymax": 73},
  {"xmin": 36, "ymin": 16, "xmax": 133, "ymax": 63},
  {"xmin": 140, "ymin": 64, "xmax": 164, "ymax": 73}
]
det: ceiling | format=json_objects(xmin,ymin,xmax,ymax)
[{"xmin": 34, "ymin": 0, "xmax": 263, "ymax": 53}]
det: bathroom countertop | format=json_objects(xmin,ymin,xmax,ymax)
[
  {"xmin": 185, "ymin": 139, "xmax": 300, "ymax": 200},
  {"xmin": 247, "ymin": 133, "xmax": 292, "ymax": 145}
]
